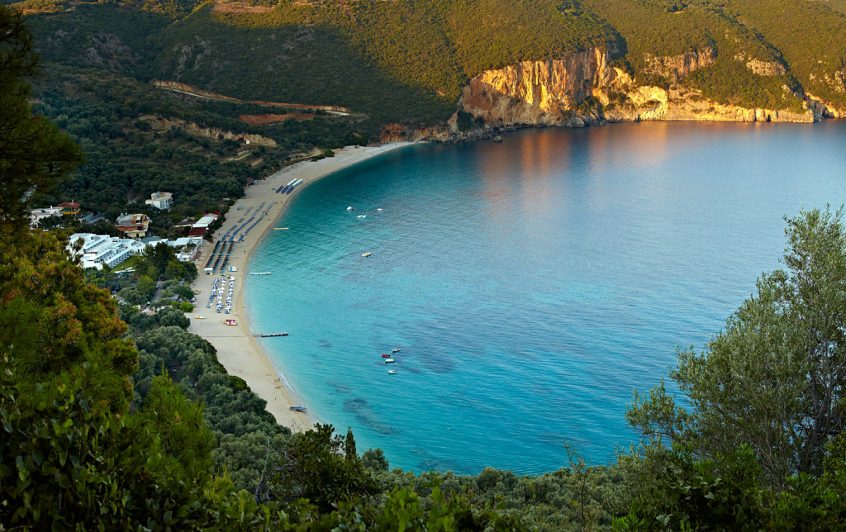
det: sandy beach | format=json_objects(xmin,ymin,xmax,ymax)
[{"xmin": 188, "ymin": 143, "xmax": 413, "ymax": 432}]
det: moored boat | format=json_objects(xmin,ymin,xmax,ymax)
[{"xmin": 384, "ymin": 358, "xmax": 396, "ymax": 364}]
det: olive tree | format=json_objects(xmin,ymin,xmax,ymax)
[{"xmin": 628, "ymin": 208, "xmax": 846, "ymax": 486}]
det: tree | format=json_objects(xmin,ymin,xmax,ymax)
[
  {"xmin": 0, "ymin": 6, "xmax": 81, "ymax": 240},
  {"xmin": 362, "ymin": 448, "xmax": 389, "ymax": 472},
  {"xmin": 628, "ymin": 208, "xmax": 846, "ymax": 487},
  {"xmin": 274, "ymin": 424, "xmax": 376, "ymax": 512},
  {"xmin": 135, "ymin": 375, "xmax": 217, "ymax": 484}
]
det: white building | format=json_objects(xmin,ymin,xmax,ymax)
[
  {"xmin": 67, "ymin": 233, "xmax": 149, "ymax": 270},
  {"xmin": 145, "ymin": 191, "xmax": 173, "ymax": 210},
  {"xmin": 29, "ymin": 206, "xmax": 62, "ymax": 227},
  {"xmin": 67, "ymin": 233, "xmax": 203, "ymax": 270}
]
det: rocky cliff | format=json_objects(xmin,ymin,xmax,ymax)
[
  {"xmin": 140, "ymin": 115, "xmax": 278, "ymax": 147},
  {"xmin": 458, "ymin": 47, "xmax": 822, "ymax": 129},
  {"xmin": 460, "ymin": 49, "xmax": 606, "ymax": 127}
]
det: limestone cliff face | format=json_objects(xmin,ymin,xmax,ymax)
[
  {"xmin": 643, "ymin": 47, "xmax": 716, "ymax": 80},
  {"xmin": 806, "ymin": 68, "xmax": 846, "ymax": 118},
  {"xmin": 807, "ymin": 92, "xmax": 846, "ymax": 119},
  {"xmin": 605, "ymin": 86, "xmax": 816, "ymax": 123},
  {"xmin": 461, "ymin": 49, "xmax": 606, "ymax": 127},
  {"xmin": 733, "ymin": 52, "xmax": 787, "ymax": 77},
  {"xmin": 459, "ymin": 47, "xmax": 821, "ymax": 128}
]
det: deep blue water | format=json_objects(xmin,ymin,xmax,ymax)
[{"xmin": 246, "ymin": 122, "xmax": 846, "ymax": 475}]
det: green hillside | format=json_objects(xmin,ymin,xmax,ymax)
[
  {"xmin": 583, "ymin": 0, "xmax": 807, "ymax": 111},
  {"xmin": 6, "ymin": 4, "xmax": 846, "ymax": 529},
  {"xmin": 715, "ymin": 0, "xmax": 846, "ymax": 111},
  {"xmin": 156, "ymin": 0, "xmax": 618, "ymax": 121},
  {"xmin": 156, "ymin": 4, "xmax": 455, "ymax": 126},
  {"xmin": 16, "ymin": 0, "xmax": 846, "ymax": 225}
]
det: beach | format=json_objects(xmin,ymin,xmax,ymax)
[{"xmin": 187, "ymin": 143, "xmax": 413, "ymax": 432}]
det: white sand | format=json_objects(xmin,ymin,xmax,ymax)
[{"xmin": 188, "ymin": 143, "xmax": 414, "ymax": 432}]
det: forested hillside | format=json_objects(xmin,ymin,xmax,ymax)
[
  {"xmin": 11, "ymin": 0, "xmax": 846, "ymax": 225},
  {"xmin": 5, "ymin": 5, "xmax": 846, "ymax": 529}
]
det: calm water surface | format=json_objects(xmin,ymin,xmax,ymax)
[{"xmin": 247, "ymin": 122, "xmax": 846, "ymax": 474}]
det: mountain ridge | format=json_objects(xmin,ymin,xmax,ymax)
[{"xmin": 14, "ymin": 0, "xmax": 846, "ymax": 222}]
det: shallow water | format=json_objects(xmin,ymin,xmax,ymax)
[{"xmin": 247, "ymin": 121, "xmax": 846, "ymax": 475}]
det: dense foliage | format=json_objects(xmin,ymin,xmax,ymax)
[
  {"xmin": 0, "ymin": 8, "xmax": 80, "ymax": 238},
  {"xmin": 711, "ymin": 0, "xmax": 846, "ymax": 111},
  {"xmin": 5, "ymin": 4, "xmax": 846, "ymax": 530},
  {"xmin": 584, "ymin": 0, "xmax": 805, "ymax": 110},
  {"xmin": 216, "ymin": 0, "xmax": 615, "ymax": 100}
]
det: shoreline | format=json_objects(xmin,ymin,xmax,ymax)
[{"xmin": 187, "ymin": 142, "xmax": 415, "ymax": 432}]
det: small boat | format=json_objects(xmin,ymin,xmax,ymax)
[
  {"xmin": 391, "ymin": 347, "xmax": 401, "ymax": 353},
  {"xmin": 357, "ymin": 214, "xmax": 367, "ymax": 219},
  {"xmin": 289, "ymin": 405, "xmax": 307, "ymax": 413},
  {"xmin": 194, "ymin": 315, "xmax": 206, "ymax": 319},
  {"xmin": 377, "ymin": 208, "xmax": 384, "ymax": 212},
  {"xmin": 380, "ymin": 353, "xmax": 391, "ymax": 358},
  {"xmin": 362, "ymin": 251, "xmax": 372, "ymax": 257},
  {"xmin": 388, "ymin": 369, "xmax": 398, "ymax": 375},
  {"xmin": 346, "ymin": 206, "xmax": 353, "ymax": 211},
  {"xmin": 384, "ymin": 358, "xmax": 396, "ymax": 364}
]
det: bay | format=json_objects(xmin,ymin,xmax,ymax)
[{"xmin": 246, "ymin": 121, "xmax": 846, "ymax": 474}]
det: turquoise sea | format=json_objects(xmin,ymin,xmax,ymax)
[{"xmin": 246, "ymin": 122, "xmax": 846, "ymax": 475}]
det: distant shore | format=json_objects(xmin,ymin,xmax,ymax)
[{"xmin": 187, "ymin": 143, "xmax": 414, "ymax": 432}]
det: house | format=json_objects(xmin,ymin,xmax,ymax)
[
  {"xmin": 29, "ymin": 206, "xmax": 62, "ymax": 227},
  {"xmin": 115, "ymin": 213, "xmax": 151, "ymax": 239},
  {"xmin": 188, "ymin": 213, "xmax": 218, "ymax": 237},
  {"xmin": 58, "ymin": 201, "xmax": 81, "ymax": 217},
  {"xmin": 145, "ymin": 191, "xmax": 173, "ymax": 210}
]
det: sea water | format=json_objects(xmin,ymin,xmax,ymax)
[{"xmin": 246, "ymin": 122, "xmax": 846, "ymax": 474}]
